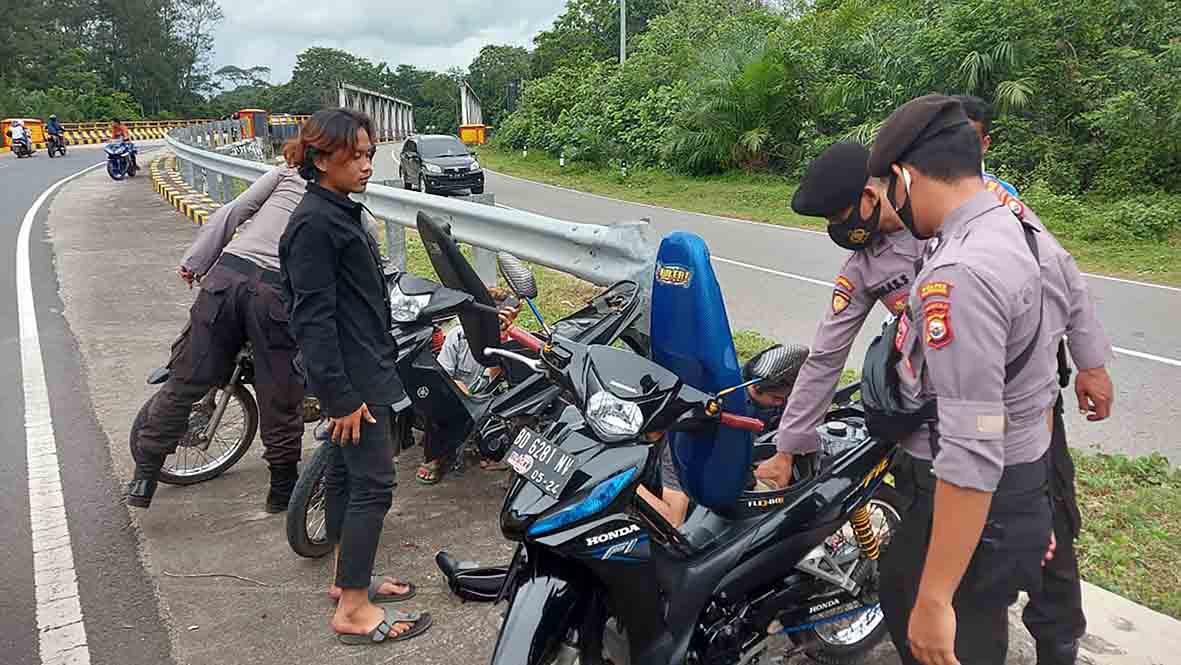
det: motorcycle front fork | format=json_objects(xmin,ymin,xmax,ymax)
[{"xmin": 198, "ymin": 357, "xmax": 246, "ymax": 445}]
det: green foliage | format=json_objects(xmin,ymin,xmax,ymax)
[
  {"xmin": 1023, "ymin": 183, "xmax": 1181, "ymax": 244},
  {"xmin": 466, "ymin": 45, "xmax": 533, "ymax": 127}
]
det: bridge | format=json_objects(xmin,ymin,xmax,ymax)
[{"xmin": 1, "ymin": 98, "xmax": 1179, "ymax": 665}]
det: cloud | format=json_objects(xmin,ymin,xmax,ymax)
[{"xmin": 210, "ymin": 0, "xmax": 565, "ymax": 83}]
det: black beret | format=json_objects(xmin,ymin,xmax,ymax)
[
  {"xmin": 791, "ymin": 142, "xmax": 870, "ymax": 217},
  {"xmin": 867, "ymin": 94, "xmax": 971, "ymax": 177}
]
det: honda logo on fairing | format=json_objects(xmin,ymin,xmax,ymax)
[
  {"xmin": 808, "ymin": 598, "xmax": 842, "ymax": 614},
  {"xmin": 585, "ymin": 524, "xmax": 640, "ymax": 546}
]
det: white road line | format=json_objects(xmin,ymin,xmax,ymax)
[
  {"xmin": 18, "ymin": 162, "xmax": 103, "ymax": 665},
  {"xmin": 711, "ymin": 256, "xmax": 832, "ymax": 287},
  {"xmin": 1080, "ymin": 273, "xmax": 1181, "ymax": 293},
  {"xmin": 713, "ymin": 254, "xmax": 1181, "ymax": 368}
]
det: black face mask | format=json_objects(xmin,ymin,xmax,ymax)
[
  {"xmin": 827, "ymin": 198, "xmax": 882, "ymax": 251},
  {"xmin": 887, "ymin": 169, "xmax": 932, "ymax": 240}
]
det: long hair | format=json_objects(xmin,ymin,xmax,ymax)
[{"xmin": 283, "ymin": 108, "xmax": 375, "ymax": 181}]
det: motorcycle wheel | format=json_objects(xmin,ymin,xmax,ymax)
[
  {"xmin": 107, "ymin": 158, "xmax": 127, "ymax": 181},
  {"xmin": 128, "ymin": 160, "xmax": 138, "ymax": 177},
  {"xmin": 791, "ymin": 485, "xmax": 903, "ymax": 665},
  {"xmin": 48, "ymin": 147, "xmax": 57, "ymax": 158},
  {"xmin": 128, "ymin": 385, "xmax": 259, "ymax": 486},
  {"xmin": 286, "ymin": 440, "xmax": 334, "ymax": 558}
]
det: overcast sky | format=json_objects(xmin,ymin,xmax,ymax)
[{"xmin": 210, "ymin": 0, "xmax": 567, "ymax": 84}]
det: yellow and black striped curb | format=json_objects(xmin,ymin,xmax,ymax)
[{"xmin": 150, "ymin": 153, "xmax": 221, "ymax": 225}]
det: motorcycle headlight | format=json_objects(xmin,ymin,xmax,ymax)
[
  {"xmin": 585, "ymin": 391, "xmax": 643, "ymax": 443},
  {"xmin": 389, "ymin": 284, "xmax": 430, "ymax": 323},
  {"xmin": 424, "ymin": 163, "xmax": 443, "ymax": 174}
]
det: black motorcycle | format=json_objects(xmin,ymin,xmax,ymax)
[
  {"xmin": 285, "ymin": 242, "xmax": 646, "ymax": 558},
  {"xmin": 47, "ymin": 132, "xmax": 67, "ymax": 158},
  {"xmin": 420, "ymin": 217, "xmax": 902, "ymax": 665}
]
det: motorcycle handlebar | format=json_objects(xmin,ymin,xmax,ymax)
[
  {"xmin": 506, "ymin": 325, "xmax": 544, "ymax": 353},
  {"xmin": 719, "ymin": 412, "xmax": 765, "ymax": 433}
]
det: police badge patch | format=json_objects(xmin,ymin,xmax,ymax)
[
  {"xmin": 923, "ymin": 302, "xmax": 953, "ymax": 349},
  {"xmin": 832, "ymin": 291, "xmax": 850, "ymax": 315},
  {"xmin": 848, "ymin": 228, "xmax": 870, "ymax": 245}
]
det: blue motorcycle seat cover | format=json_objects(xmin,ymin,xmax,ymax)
[{"xmin": 649, "ymin": 232, "xmax": 752, "ymax": 509}]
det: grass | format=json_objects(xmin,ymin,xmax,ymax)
[
  {"xmin": 477, "ymin": 146, "xmax": 1181, "ymax": 286},
  {"xmin": 1074, "ymin": 450, "xmax": 1181, "ymax": 619}
]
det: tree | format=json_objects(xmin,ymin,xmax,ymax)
[
  {"xmin": 532, "ymin": 0, "xmax": 677, "ymax": 76},
  {"xmin": 276, "ymin": 47, "xmax": 385, "ymax": 113},
  {"xmin": 466, "ymin": 45, "xmax": 532, "ymax": 127}
]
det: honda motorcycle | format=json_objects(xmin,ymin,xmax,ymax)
[
  {"xmin": 420, "ymin": 219, "xmax": 902, "ymax": 665},
  {"xmin": 47, "ymin": 132, "xmax": 67, "ymax": 158},
  {"xmin": 105, "ymin": 139, "xmax": 138, "ymax": 180}
]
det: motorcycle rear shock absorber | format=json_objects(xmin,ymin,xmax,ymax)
[{"xmin": 849, "ymin": 505, "xmax": 881, "ymax": 561}]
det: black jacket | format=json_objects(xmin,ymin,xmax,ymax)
[{"xmin": 279, "ymin": 183, "xmax": 405, "ymax": 417}]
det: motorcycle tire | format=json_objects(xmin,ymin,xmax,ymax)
[
  {"xmin": 107, "ymin": 159, "xmax": 128, "ymax": 181},
  {"xmin": 791, "ymin": 484, "xmax": 904, "ymax": 665},
  {"xmin": 128, "ymin": 385, "xmax": 259, "ymax": 486},
  {"xmin": 48, "ymin": 147, "xmax": 57, "ymax": 158},
  {"xmin": 128, "ymin": 161, "xmax": 138, "ymax": 177},
  {"xmin": 287, "ymin": 441, "xmax": 334, "ymax": 558}
]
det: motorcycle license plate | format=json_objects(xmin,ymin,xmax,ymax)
[{"xmin": 506, "ymin": 428, "xmax": 577, "ymax": 498}]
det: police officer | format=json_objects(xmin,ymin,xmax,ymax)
[
  {"xmin": 128, "ymin": 164, "xmax": 309, "ymax": 513},
  {"xmin": 956, "ymin": 94, "xmax": 1115, "ymax": 665},
  {"xmin": 756, "ymin": 142, "xmax": 925, "ymax": 487},
  {"xmin": 865, "ymin": 94, "xmax": 1063, "ymax": 665}
]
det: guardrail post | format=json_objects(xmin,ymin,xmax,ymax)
[
  {"xmin": 461, "ymin": 192, "xmax": 498, "ymax": 286},
  {"xmin": 372, "ymin": 179, "xmax": 406, "ymax": 271}
]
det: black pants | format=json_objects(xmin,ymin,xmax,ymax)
[
  {"xmin": 1023, "ymin": 397, "xmax": 1086, "ymax": 664},
  {"xmin": 137, "ymin": 259, "xmax": 305, "ymax": 470},
  {"xmin": 324, "ymin": 404, "xmax": 397, "ymax": 589},
  {"xmin": 880, "ymin": 454, "xmax": 1052, "ymax": 665}
]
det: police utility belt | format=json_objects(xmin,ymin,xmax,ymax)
[
  {"xmin": 861, "ymin": 218, "xmax": 1047, "ymax": 499},
  {"xmin": 219, "ymin": 253, "xmax": 283, "ymax": 289}
]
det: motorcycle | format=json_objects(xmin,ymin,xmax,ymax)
[
  {"xmin": 47, "ymin": 132, "xmax": 67, "ymax": 158},
  {"xmin": 10, "ymin": 134, "xmax": 34, "ymax": 158},
  {"xmin": 285, "ymin": 240, "xmax": 646, "ymax": 558},
  {"xmin": 128, "ymin": 339, "xmax": 326, "ymax": 486},
  {"xmin": 105, "ymin": 139, "xmax": 138, "ymax": 180},
  {"xmin": 420, "ymin": 219, "xmax": 903, "ymax": 665}
]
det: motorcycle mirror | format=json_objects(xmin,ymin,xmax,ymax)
[{"xmin": 497, "ymin": 253, "xmax": 539, "ymax": 299}]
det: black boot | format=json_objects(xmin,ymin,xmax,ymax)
[
  {"xmin": 1036, "ymin": 639, "xmax": 1080, "ymax": 665},
  {"xmin": 265, "ymin": 465, "xmax": 299, "ymax": 513},
  {"xmin": 126, "ymin": 459, "xmax": 163, "ymax": 509}
]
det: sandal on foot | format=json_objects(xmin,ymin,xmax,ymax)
[
  {"xmin": 336, "ymin": 609, "xmax": 433, "ymax": 646},
  {"xmin": 329, "ymin": 575, "xmax": 416, "ymax": 603},
  {"xmin": 415, "ymin": 460, "xmax": 443, "ymax": 485}
]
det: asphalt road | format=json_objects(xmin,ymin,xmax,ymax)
[
  {"xmin": 1, "ymin": 146, "xmax": 174, "ymax": 664},
  {"xmin": 375, "ymin": 146, "xmax": 1181, "ymax": 462}
]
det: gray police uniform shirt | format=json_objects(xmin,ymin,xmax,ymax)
[
  {"xmin": 182, "ymin": 166, "xmax": 307, "ymax": 275},
  {"xmin": 182, "ymin": 167, "xmax": 385, "ymax": 276},
  {"xmin": 895, "ymin": 191, "xmax": 1063, "ymax": 492},
  {"xmin": 775, "ymin": 229, "xmax": 924, "ymax": 455}
]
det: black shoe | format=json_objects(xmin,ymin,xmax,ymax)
[
  {"xmin": 265, "ymin": 465, "xmax": 299, "ymax": 513},
  {"xmin": 126, "ymin": 478, "xmax": 158, "ymax": 509}
]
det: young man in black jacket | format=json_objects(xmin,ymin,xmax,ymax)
[{"xmin": 280, "ymin": 109, "xmax": 431, "ymax": 646}]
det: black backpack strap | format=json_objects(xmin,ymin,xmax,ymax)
[{"xmin": 1003, "ymin": 222, "xmax": 1042, "ymax": 383}]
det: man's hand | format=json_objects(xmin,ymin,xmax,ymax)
[
  {"xmin": 1075, "ymin": 366, "xmax": 1114, "ymax": 421},
  {"xmin": 177, "ymin": 266, "xmax": 197, "ymax": 289},
  {"xmin": 329, "ymin": 403, "xmax": 376, "ymax": 445},
  {"xmin": 1044, "ymin": 529, "xmax": 1056, "ymax": 566},
  {"xmin": 909, "ymin": 595, "xmax": 960, "ymax": 665},
  {"xmin": 754, "ymin": 452, "xmax": 793, "ymax": 490},
  {"xmin": 498, "ymin": 304, "xmax": 521, "ymax": 332}
]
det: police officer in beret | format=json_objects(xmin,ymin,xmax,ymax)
[
  {"xmin": 955, "ymin": 94, "xmax": 1115, "ymax": 665},
  {"xmin": 755, "ymin": 142, "xmax": 926, "ymax": 487},
  {"xmin": 864, "ymin": 94, "xmax": 1090, "ymax": 665}
]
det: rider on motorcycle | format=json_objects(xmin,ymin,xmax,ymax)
[
  {"xmin": 127, "ymin": 162, "xmax": 310, "ymax": 513},
  {"xmin": 46, "ymin": 114, "xmax": 63, "ymax": 139},
  {"xmin": 638, "ymin": 344, "xmax": 810, "ymax": 528},
  {"xmin": 8, "ymin": 119, "xmax": 31, "ymax": 152}
]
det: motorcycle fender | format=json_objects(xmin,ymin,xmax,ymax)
[{"xmin": 490, "ymin": 551, "xmax": 585, "ymax": 665}]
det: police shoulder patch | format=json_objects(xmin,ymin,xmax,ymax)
[
  {"xmin": 832, "ymin": 291, "xmax": 851, "ymax": 315},
  {"xmin": 923, "ymin": 301, "xmax": 953, "ymax": 349},
  {"xmin": 920, "ymin": 281, "xmax": 952, "ymax": 300},
  {"xmin": 835, "ymin": 275, "xmax": 855, "ymax": 293}
]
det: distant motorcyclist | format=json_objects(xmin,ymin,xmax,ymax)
[
  {"xmin": 8, "ymin": 119, "xmax": 32, "ymax": 153},
  {"xmin": 46, "ymin": 114, "xmax": 63, "ymax": 138},
  {"xmin": 111, "ymin": 118, "xmax": 129, "ymax": 141}
]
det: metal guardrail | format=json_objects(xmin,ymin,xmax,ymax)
[{"xmin": 163, "ymin": 130, "xmax": 658, "ymax": 294}]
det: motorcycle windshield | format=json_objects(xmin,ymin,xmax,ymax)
[{"xmin": 649, "ymin": 232, "xmax": 751, "ymax": 510}]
